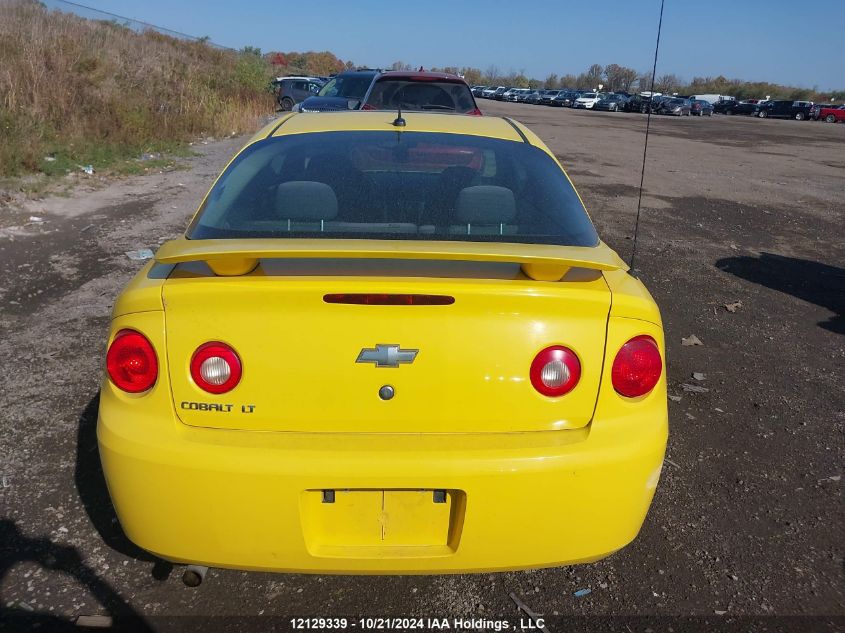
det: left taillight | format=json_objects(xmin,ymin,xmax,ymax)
[
  {"xmin": 530, "ymin": 346, "xmax": 581, "ymax": 397},
  {"xmin": 106, "ymin": 329, "xmax": 158, "ymax": 393},
  {"xmin": 468, "ymin": 107, "xmax": 483, "ymax": 116}
]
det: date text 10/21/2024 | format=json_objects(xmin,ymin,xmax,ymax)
[{"xmin": 290, "ymin": 617, "xmax": 546, "ymax": 631}]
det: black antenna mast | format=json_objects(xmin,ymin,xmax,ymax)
[
  {"xmin": 393, "ymin": 105, "xmax": 406, "ymax": 127},
  {"xmin": 630, "ymin": 0, "xmax": 666, "ymax": 271}
]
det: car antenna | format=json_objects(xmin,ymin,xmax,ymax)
[
  {"xmin": 630, "ymin": 0, "xmax": 665, "ymax": 273},
  {"xmin": 393, "ymin": 105, "xmax": 406, "ymax": 127}
]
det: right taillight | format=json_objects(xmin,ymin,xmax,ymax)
[
  {"xmin": 190, "ymin": 342, "xmax": 242, "ymax": 394},
  {"xmin": 106, "ymin": 329, "xmax": 158, "ymax": 393},
  {"xmin": 611, "ymin": 335, "xmax": 662, "ymax": 398}
]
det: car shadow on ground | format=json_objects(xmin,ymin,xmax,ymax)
[
  {"xmin": 0, "ymin": 519, "xmax": 153, "ymax": 632},
  {"xmin": 716, "ymin": 252, "xmax": 845, "ymax": 335},
  {"xmin": 75, "ymin": 394, "xmax": 173, "ymax": 580}
]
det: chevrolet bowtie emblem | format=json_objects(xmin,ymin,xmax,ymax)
[{"xmin": 356, "ymin": 344, "xmax": 418, "ymax": 368}]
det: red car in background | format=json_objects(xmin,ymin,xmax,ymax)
[
  {"xmin": 810, "ymin": 104, "xmax": 845, "ymax": 123},
  {"xmin": 360, "ymin": 71, "xmax": 482, "ymax": 115}
]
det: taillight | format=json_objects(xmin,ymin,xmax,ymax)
[
  {"xmin": 361, "ymin": 103, "xmax": 377, "ymax": 111},
  {"xmin": 530, "ymin": 346, "xmax": 581, "ymax": 397},
  {"xmin": 468, "ymin": 107, "xmax": 483, "ymax": 116},
  {"xmin": 106, "ymin": 329, "xmax": 158, "ymax": 393},
  {"xmin": 611, "ymin": 335, "xmax": 662, "ymax": 398},
  {"xmin": 190, "ymin": 342, "xmax": 242, "ymax": 394}
]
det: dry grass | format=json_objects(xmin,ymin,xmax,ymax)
[{"xmin": 0, "ymin": 0, "xmax": 273, "ymax": 176}]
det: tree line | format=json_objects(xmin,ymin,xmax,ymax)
[
  {"xmin": 262, "ymin": 50, "xmax": 843, "ymax": 103},
  {"xmin": 441, "ymin": 63, "xmax": 843, "ymax": 102}
]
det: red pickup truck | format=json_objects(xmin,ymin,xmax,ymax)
[{"xmin": 811, "ymin": 105, "xmax": 845, "ymax": 122}]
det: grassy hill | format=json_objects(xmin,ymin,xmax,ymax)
[{"xmin": 0, "ymin": 0, "xmax": 273, "ymax": 178}]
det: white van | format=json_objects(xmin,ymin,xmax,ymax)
[{"xmin": 691, "ymin": 94, "xmax": 736, "ymax": 105}]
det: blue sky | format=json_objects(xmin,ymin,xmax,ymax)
[{"xmin": 48, "ymin": 0, "xmax": 843, "ymax": 90}]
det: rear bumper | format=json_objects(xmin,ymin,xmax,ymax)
[{"xmin": 98, "ymin": 394, "xmax": 667, "ymax": 574}]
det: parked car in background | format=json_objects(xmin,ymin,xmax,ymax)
[
  {"xmin": 725, "ymin": 101, "xmax": 768, "ymax": 116},
  {"xmin": 500, "ymin": 88, "xmax": 520, "ymax": 101},
  {"xmin": 573, "ymin": 92, "xmax": 605, "ymax": 109},
  {"xmin": 657, "ymin": 97, "xmax": 691, "ymax": 116},
  {"xmin": 492, "ymin": 86, "xmax": 509, "ymax": 100},
  {"xmin": 471, "ymin": 85, "xmax": 487, "ymax": 97},
  {"xmin": 540, "ymin": 89, "xmax": 561, "ymax": 105},
  {"xmin": 296, "ymin": 69, "xmax": 380, "ymax": 112},
  {"xmin": 272, "ymin": 76, "xmax": 325, "ymax": 111},
  {"xmin": 594, "ymin": 94, "xmax": 629, "ymax": 112},
  {"xmin": 525, "ymin": 90, "xmax": 543, "ymax": 105},
  {"xmin": 690, "ymin": 94, "xmax": 735, "ymax": 105},
  {"xmin": 361, "ymin": 71, "xmax": 481, "ymax": 115},
  {"xmin": 690, "ymin": 99, "xmax": 714, "ymax": 116},
  {"xmin": 517, "ymin": 89, "xmax": 536, "ymax": 103},
  {"xmin": 505, "ymin": 88, "xmax": 529, "ymax": 102},
  {"xmin": 756, "ymin": 100, "xmax": 813, "ymax": 120},
  {"xmin": 552, "ymin": 90, "xmax": 579, "ymax": 107},
  {"xmin": 482, "ymin": 86, "xmax": 504, "ymax": 99},
  {"xmin": 715, "ymin": 100, "xmax": 759, "ymax": 116},
  {"xmin": 624, "ymin": 93, "xmax": 661, "ymax": 114},
  {"xmin": 811, "ymin": 104, "xmax": 845, "ymax": 122}
]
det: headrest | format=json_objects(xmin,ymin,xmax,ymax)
[
  {"xmin": 455, "ymin": 186, "xmax": 516, "ymax": 224},
  {"xmin": 275, "ymin": 181, "xmax": 338, "ymax": 221}
]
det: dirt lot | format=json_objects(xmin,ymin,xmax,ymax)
[{"xmin": 1, "ymin": 102, "xmax": 843, "ymax": 632}]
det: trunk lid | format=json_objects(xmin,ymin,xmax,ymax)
[{"xmin": 160, "ymin": 240, "xmax": 618, "ymax": 434}]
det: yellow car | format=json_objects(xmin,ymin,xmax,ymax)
[{"xmin": 98, "ymin": 111, "xmax": 667, "ymax": 577}]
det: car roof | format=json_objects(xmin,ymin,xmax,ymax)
[
  {"xmin": 376, "ymin": 71, "xmax": 466, "ymax": 83},
  {"xmin": 336, "ymin": 69, "xmax": 381, "ymax": 77},
  {"xmin": 265, "ymin": 112, "xmax": 531, "ymax": 144}
]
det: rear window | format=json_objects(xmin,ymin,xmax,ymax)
[
  {"xmin": 318, "ymin": 75, "xmax": 373, "ymax": 99},
  {"xmin": 188, "ymin": 131, "xmax": 598, "ymax": 247},
  {"xmin": 364, "ymin": 80, "xmax": 476, "ymax": 113}
]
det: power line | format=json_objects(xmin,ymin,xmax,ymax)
[{"xmin": 42, "ymin": 0, "xmax": 237, "ymax": 51}]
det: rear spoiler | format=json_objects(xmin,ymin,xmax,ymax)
[{"xmin": 154, "ymin": 238, "xmax": 626, "ymax": 281}]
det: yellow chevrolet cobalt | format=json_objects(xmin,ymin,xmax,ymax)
[{"xmin": 98, "ymin": 111, "xmax": 668, "ymax": 577}]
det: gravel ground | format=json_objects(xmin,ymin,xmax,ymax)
[{"xmin": 0, "ymin": 102, "xmax": 842, "ymax": 632}]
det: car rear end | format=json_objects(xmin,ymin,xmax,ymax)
[{"xmin": 98, "ymin": 114, "xmax": 667, "ymax": 574}]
